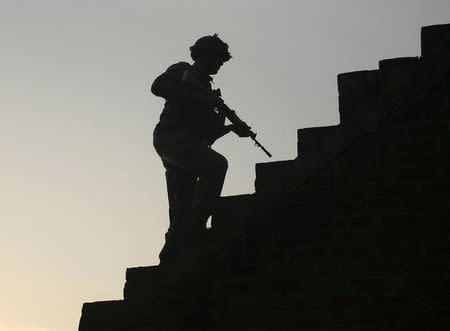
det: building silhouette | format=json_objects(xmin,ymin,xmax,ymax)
[{"xmin": 79, "ymin": 23, "xmax": 449, "ymax": 330}]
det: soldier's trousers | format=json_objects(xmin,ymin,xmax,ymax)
[{"xmin": 153, "ymin": 124, "xmax": 228, "ymax": 237}]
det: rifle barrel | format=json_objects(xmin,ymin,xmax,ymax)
[
  {"xmin": 252, "ymin": 136, "xmax": 272, "ymax": 158},
  {"xmin": 220, "ymin": 105, "xmax": 272, "ymax": 158}
]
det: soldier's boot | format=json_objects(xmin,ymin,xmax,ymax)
[
  {"xmin": 159, "ymin": 231, "xmax": 206, "ymax": 275},
  {"xmin": 190, "ymin": 203, "xmax": 210, "ymax": 232},
  {"xmin": 188, "ymin": 204, "xmax": 215, "ymax": 265},
  {"xmin": 158, "ymin": 228, "xmax": 189, "ymax": 267}
]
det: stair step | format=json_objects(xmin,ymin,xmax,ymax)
[
  {"xmin": 124, "ymin": 265, "xmax": 216, "ymax": 302},
  {"xmin": 297, "ymin": 125, "xmax": 344, "ymax": 164},
  {"xmin": 255, "ymin": 159, "xmax": 347, "ymax": 196},
  {"xmin": 79, "ymin": 298, "xmax": 214, "ymax": 330},
  {"xmin": 254, "ymin": 160, "xmax": 300, "ymax": 194},
  {"xmin": 212, "ymin": 194, "xmax": 256, "ymax": 235},
  {"xmin": 124, "ymin": 265, "xmax": 165, "ymax": 301},
  {"xmin": 126, "ymin": 265, "xmax": 160, "ymax": 282},
  {"xmin": 421, "ymin": 23, "xmax": 450, "ymax": 60},
  {"xmin": 79, "ymin": 300, "xmax": 145, "ymax": 331},
  {"xmin": 378, "ymin": 57, "xmax": 421, "ymax": 114},
  {"xmin": 337, "ymin": 70, "xmax": 380, "ymax": 135}
]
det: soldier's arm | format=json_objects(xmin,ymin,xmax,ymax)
[
  {"xmin": 207, "ymin": 122, "xmax": 252, "ymax": 145},
  {"xmin": 206, "ymin": 125, "xmax": 233, "ymax": 145},
  {"xmin": 151, "ymin": 63, "xmax": 209, "ymax": 104}
]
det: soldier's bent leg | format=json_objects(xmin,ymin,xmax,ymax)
[
  {"xmin": 191, "ymin": 151, "xmax": 228, "ymax": 229},
  {"xmin": 163, "ymin": 160, "xmax": 197, "ymax": 234},
  {"xmin": 154, "ymin": 129, "xmax": 228, "ymax": 229},
  {"xmin": 159, "ymin": 161, "xmax": 197, "ymax": 264}
]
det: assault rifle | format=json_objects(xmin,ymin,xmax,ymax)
[{"xmin": 182, "ymin": 69, "xmax": 272, "ymax": 158}]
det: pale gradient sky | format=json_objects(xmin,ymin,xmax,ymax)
[{"xmin": 1, "ymin": 0, "xmax": 449, "ymax": 330}]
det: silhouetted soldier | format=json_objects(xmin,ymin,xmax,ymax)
[{"xmin": 151, "ymin": 34, "xmax": 250, "ymax": 265}]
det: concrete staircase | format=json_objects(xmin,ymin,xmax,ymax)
[{"xmin": 78, "ymin": 24, "xmax": 450, "ymax": 330}]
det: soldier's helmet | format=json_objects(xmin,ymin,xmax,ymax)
[{"xmin": 190, "ymin": 33, "xmax": 232, "ymax": 63}]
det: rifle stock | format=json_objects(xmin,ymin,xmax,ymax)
[{"xmin": 182, "ymin": 69, "xmax": 272, "ymax": 158}]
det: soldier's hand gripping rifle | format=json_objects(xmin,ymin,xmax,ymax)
[{"xmin": 182, "ymin": 69, "xmax": 272, "ymax": 158}]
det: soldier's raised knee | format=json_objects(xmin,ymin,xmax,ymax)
[
  {"xmin": 220, "ymin": 155, "xmax": 228, "ymax": 171},
  {"xmin": 211, "ymin": 154, "xmax": 228, "ymax": 174}
]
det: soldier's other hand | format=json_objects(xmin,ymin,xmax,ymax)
[{"xmin": 203, "ymin": 94, "xmax": 223, "ymax": 108}]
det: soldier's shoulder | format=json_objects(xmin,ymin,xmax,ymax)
[{"xmin": 166, "ymin": 61, "xmax": 192, "ymax": 72}]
